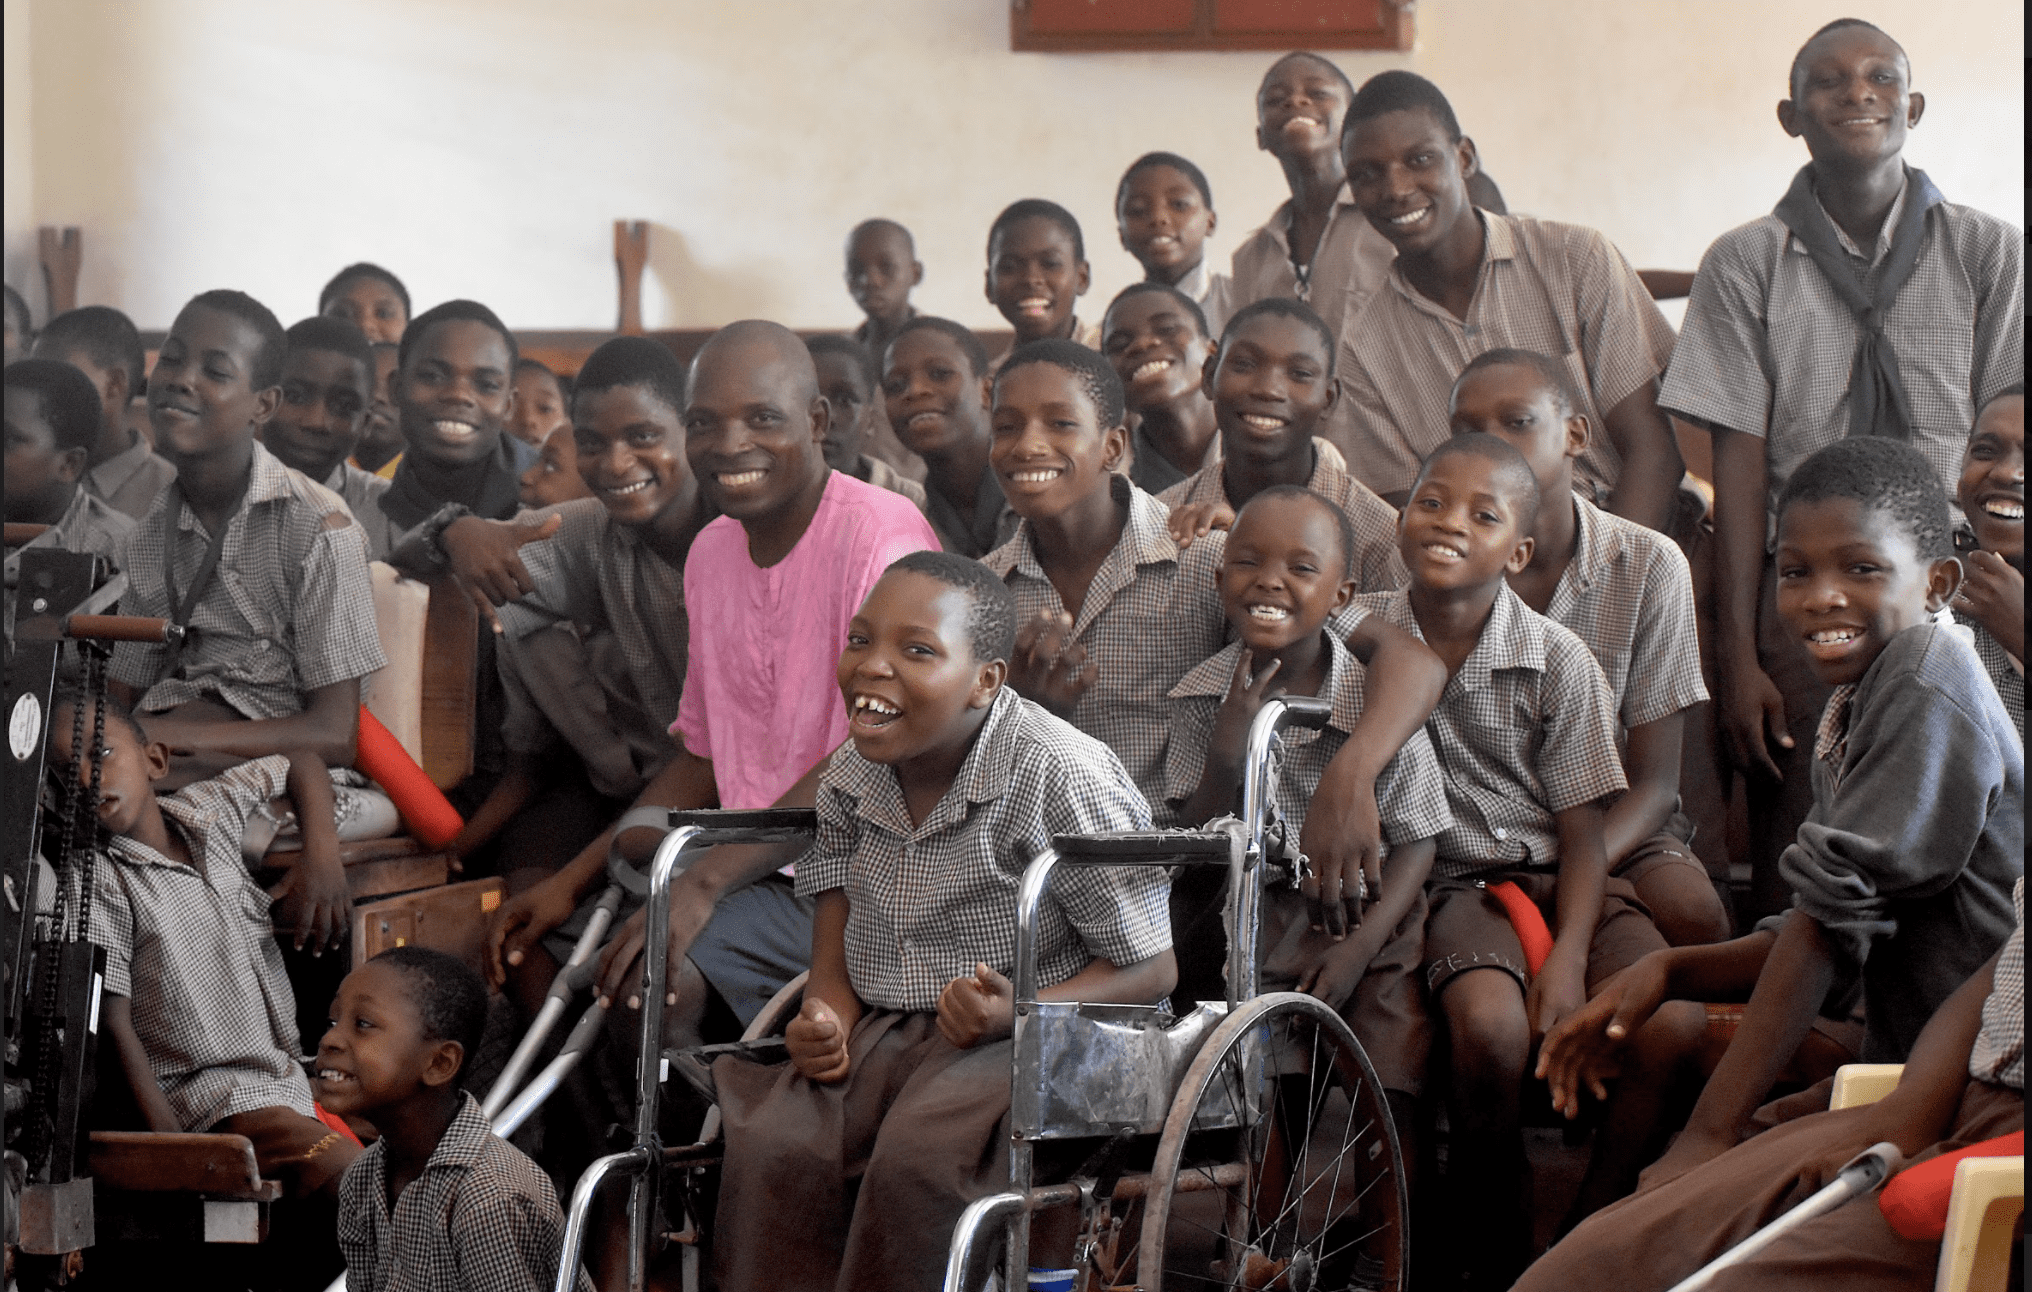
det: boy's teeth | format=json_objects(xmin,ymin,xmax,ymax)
[
  {"xmin": 1388, "ymin": 209, "xmax": 1430, "ymax": 227},
  {"xmin": 1239, "ymin": 414, "xmax": 1285, "ymax": 430},
  {"xmin": 432, "ymin": 420, "xmax": 478, "ymax": 439},
  {"xmin": 605, "ymin": 480, "xmax": 651, "ymax": 495},
  {"xmin": 907, "ymin": 412, "xmax": 943, "ymax": 430},
  {"xmin": 1247, "ymin": 605, "xmax": 1290, "ymax": 621},
  {"xmin": 1131, "ymin": 360, "xmax": 1172, "ymax": 381},
  {"xmin": 1011, "ymin": 468, "xmax": 1062, "ymax": 483},
  {"xmin": 1422, "ymin": 541, "xmax": 1465, "ymax": 560},
  {"xmin": 1018, "ymin": 298, "xmax": 1050, "ymax": 311},
  {"xmin": 719, "ymin": 469, "xmax": 765, "ymax": 487},
  {"xmin": 1809, "ymin": 629, "xmax": 1859, "ymax": 644},
  {"xmin": 317, "ymin": 1069, "xmax": 353, "ymax": 1083},
  {"xmin": 1981, "ymin": 499, "xmax": 2024, "ymax": 519}
]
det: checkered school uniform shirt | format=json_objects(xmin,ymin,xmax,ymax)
[
  {"xmin": 1156, "ymin": 437, "xmax": 1409, "ymax": 594},
  {"xmin": 1164, "ymin": 633, "xmax": 1452, "ymax": 849},
  {"xmin": 110, "ymin": 441, "xmax": 387, "ymax": 719},
  {"xmin": 338, "ymin": 1092, "xmax": 594, "ymax": 1292},
  {"xmin": 86, "ymin": 755, "xmax": 317, "ymax": 1129},
  {"xmin": 1545, "ymin": 494, "xmax": 1708, "ymax": 733},
  {"xmin": 1956, "ymin": 610, "xmax": 2024, "ymax": 744},
  {"xmin": 984, "ymin": 475, "xmax": 1231, "ymax": 820},
  {"xmin": 321, "ymin": 460, "xmax": 400, "ymax": 562},
  {"xmin": 1814, "ymin": 683, "xmax": 1860, "ymax": 799},
  {"xmin": 497, "ymin": 497, "xmax": 690, "ymax": 728},
  {"xmin": 1969, "ymin": 878, "xmax": 2024, "ymax": 1090},
  {"xmin": 1353, "ymin": 584, "xmax": 1627, "ymax": 879},
  {"xmin": 795, "ymin": 688, "xmax": 1169, "ymax": 1014},
  {"xmin": 1337, "ymin": 212, "xmax": 1677, "ymax": 503},
  {"xmin": 85, "ymin": 432, "xmax": 177, "ymax": 522},
  {"xmin": 1661, "ymin": 183, "xmax": 2025, "ymax": 525},
  {"xmin": 5, "ymin": 486, "xmax": 133, "ymax": 581}
]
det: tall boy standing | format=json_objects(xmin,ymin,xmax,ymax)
[{"xmin": 1665, "ymin": 20, "xmax": 2024, "ymax": 916}]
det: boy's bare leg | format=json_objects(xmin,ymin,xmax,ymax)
[
  {"xmin": 1565, "ymin": 998, "xmax": 1708, "ymax": 1224},
  {"xmin": 1633, "ymin": 864, "xmax": 1733, "ymax": 948},
  {"xmin": 1437, "ymin": 967, "xmax": 1532, "ymax": 1289}
]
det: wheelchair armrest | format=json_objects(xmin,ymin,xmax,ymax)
[
  {"xmin": 667, "ymin": 807, "xmax": 818, "ymax": 834},
  {"xmin": 1050, "ymin": 827, "xmax": 1244, "ymax": 866}
]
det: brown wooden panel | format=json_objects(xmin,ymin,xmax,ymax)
[
  {"xmin": 88, "ymin": 1132, "xmax": 278, "ymax": 1200},
  {"xmin": 1013, "ymin": 0, "xmax": 1408, "ymax": 50},
  {"xmin": 260, "ymin": 839, "xmax": 451, "ymax": 902},
  {"xmin": 419, "ymin": 576, "xmax": 477, "ymax": 791},
  {"xmin": 1213, "ymin": 0, "xmax": 1384, "ymax": 33},
  {"xmin": 352, "ymin": 876, "xmax": 506, "ymax": 973},
  {"xmin": 1028, "ymin": 0, "xmax": 1194, "ymax": 34}
]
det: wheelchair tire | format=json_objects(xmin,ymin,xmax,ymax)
[{"xmin": 1133, "ymin": 991, "xmax": 1409, "ymax": 1292}]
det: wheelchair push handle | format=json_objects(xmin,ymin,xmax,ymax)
[{"xmin": 1268, "ymin": 693, "xmax": 1332, "ymax": 730}]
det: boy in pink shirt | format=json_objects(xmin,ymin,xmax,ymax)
[{"xmin": 493, "ymin": 321, "xmax": 935, "ymax": 1041}]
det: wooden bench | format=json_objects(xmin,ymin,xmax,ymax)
[{"xmin": 88, "ymin": 1132, "xmax": 279, "ymax": 1244}]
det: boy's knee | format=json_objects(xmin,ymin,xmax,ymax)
[
  {"xmin": 1439, "ymin": 968, "xmax": 1529, "ymax": 1072},
  {"xmin": 1627, "ymin": 998, "xmax": 1708, "ymax": 1073},
  {"xmin": 1637, "ymin": 866, "xmax": 1732, "ymax": 947}
]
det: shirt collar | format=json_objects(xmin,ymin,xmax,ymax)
[
  {"xmin": 1456, "ymin": 580, "xmax": 1548, "ymax": 692},
  {"xmin": 172, "ymin": 440, "xmax": 293, "ymax": 534},
  {"xmin": 88, "ymin": 431, "xmax": 154, "ymax": 495},
  {"xmin": 1171, "ymin": 634, "xmax": 1366, "ymax": 737},
  {"xmin": 1005, "ymin": 474, "xmax": 1178, "ymax": 593},
  {"xmin": 110, "ymin": 795, "xmax": 217, "ymax": 874},
  {"xmin": 1387, "ymin": 209, "xmax": 1509, "ymax": 307},
  {"xmin": 1799, "ymin": 174, "xmax": 1910, "ymax": 265},
  {"xmin": 423, "ymin": 1092, "xmax": 495, "ymax": 1172},
  {"xmin": 1552, "ymin": 492, "xmax": 1619, "ymax": 605}
]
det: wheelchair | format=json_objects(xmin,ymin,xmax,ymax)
[{"xmin": 550, "ymin": 695, "xmax": 1410, "ymax": 1292}]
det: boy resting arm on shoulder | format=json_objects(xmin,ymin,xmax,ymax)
[{"xmin": 714, "ymin": 552, "xmax": 1173, "ymax": 1292}]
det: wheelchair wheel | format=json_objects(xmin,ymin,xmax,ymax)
[{"xmin": 1133, "ymin": 992, "xmax": 1409, "ymax": 1291}]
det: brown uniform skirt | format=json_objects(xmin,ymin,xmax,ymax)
[
  {"xmin": 1515, "ymin": 1078, "xmax": 2024, "ymax": 1291},
  {"xmin": 1257, "ymin": 884, "xmax": 1431, "ymax": 1096}
]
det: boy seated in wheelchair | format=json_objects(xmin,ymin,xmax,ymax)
[
  {"xmin": 1164, "ymin": 484, "xmax": 1449, "ymax": 1160},
  {"xmin": 711, "ymin": 550, "xmax": 1177, "ymax": 1292}
]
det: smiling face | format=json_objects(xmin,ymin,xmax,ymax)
[
  {"xmin": 265, "ymin": 347, "xmax": 372, "ymax": 482},
  {"xmin": 1447, "ymin": 363, "xmax": 1585, "ymax": 498},
  {"xmin": 572, "ymin": 382, "xmax": 690, "ymax": 526},
  {"xmin": 1205, "ymin": 312, "xmax": 1335, "ymax": 468},
  {"xmin": 987, "ymin": 216, "xmax": 1091, "ymax": 343},
  {"xmin": 519, "ymin": 425, "xmax": 594, "ymax": 509},
  {"xmin": 990, "ymin": 361, "xmax": 1126, "ymax": 523},
  {"xmin": 393, "ymin": 319, "xmax": 515, "ymax": 468},
  {"xmin": 1222, "ymin": 493, "xmax": 1354, "ymax": 656},
  {"xmin": 1343, "ymin": 107, "xmax": 1477, "ymax": 257},
  {"xmin": 1776, "ymin": 496, "xmax": 1954, "ymax": 686},
  {"xmin": 147, "ymin": 304, "xmax": 280, "ymax": 464},
  {"xmin": 1780, "ymin": 25, "xmax": 1921, "ymax": 171},
  {"xmin": 315, "ymin": 960, "xmax": 457, "ymax": 1118},
  {"xmin": 683, "ymin": 331, "xmax": 829, "ymax": 523},
  {"xmin": 883, "ymin": 328, "xmax": 991, "ymax": 460},
  {"xmin": 1256, "ymin": 54, "xmax": 1350, "ymax": 166},
  {"xmin": 1103, "ymin": 291, "xmax": 1212, "ymax": 416},
  {"xmin": 508, "ymin": 364, "xmax": 569, "ymax": 448},
  {"xmin": 1959, "ymin": 394, "xmax": 2023, "ymax": 563},
  {"xmin": 1117, "ymin": 164, "xmax": 1216, "ymax": 281},
  {"xmin": 322, "ymin": 276, "xmax": 407, "ymax": 346},
  {"xmin": 1398, "ymin": 451, "xmax": 1534, "ymax": 593},
  {"xmin": 845, "ymin": 224, "xmax": 922, "ymax": 325},
  {"xmin": 50, "ymin": 701, "xmax": 163, "ymax": 841},
  {"xmin": 838, "ymin": 568, "xmax": 1002, "ymax": 767},
  {"xmin": 355, "ymin": 344, "xmax": 404, "ymax": 467},
  {"xmin": 4, "ymin": 386, "xmax": 86, "ymax": 524},
  {"xmin": 814, "ymin": 349, "xmax": 875, "ymax": 474}
]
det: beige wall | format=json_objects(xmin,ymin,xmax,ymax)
[{"xmin": 3, "ymin": 0, "xmax": 2022, "ymax": 332}]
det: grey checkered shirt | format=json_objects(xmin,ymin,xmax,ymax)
[
  {"xmin": 1969, "ymin": 878, "xmax": 2024, "ymax": 1090},
  {"xmin": 87, "ymin": 755, "xmax": 317, "ymax": 1129},
  {"xmin": 5, "ymin": 486, "xmax": 133, "ymax": 581},
  {"xmin": 339, "ymin": 1092, "xmax": 594, "ymax": 1292},
  {"xmin": 1338, "ymin": 212, "xmax": 1677, "ymax": 502},
  {"xmin": 321, "ymin": 460, "xmax": 400, "ymax": 562},
  {"xmin": 795, "ymin": 688, "xmax": 1169, "ymax": 1013},
  {"xmin": 984, "ymin": 476, "xmax": 1231, "ymax": 820},
  {"xmin": 1164, "ymin": 634, "xmax": 1452, "ymax": 849},
  {"xmin": 1956, "ymin": 610, "xmax": 2024, "ymax": 745},
  {"xmin": 497, "ymin": 497, "xmax": 690, "ymax": 729},
  {"xmin": 1157, "ymin": 437, "xmax": 1409, "ymax": 594},
  {"xmin": 110, "ymin": 441, "xmax": 387, "ymax": 719},
  {"xmin": 1660, "ymin": 184, "xmax": 2024, "ymax": 526},
  {"xmin": 1547, "ymin": 495, "xmax": 1708, "ymax": 733},
  {"xmin": 1354, "ymin": 584, "xmax": 1627, "ymax": 878}
]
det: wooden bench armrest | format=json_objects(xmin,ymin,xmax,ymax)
[{"xmin": 88, "ymin": 1131, "xmax": 282, "ymax": 1201}]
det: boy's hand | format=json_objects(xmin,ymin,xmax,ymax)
[
  {"xmin": 442, "ymin": 513, "xmax": 563, "ymax": 609},
  {"xmin": 1717, "ymin": 660, "xmax": 1792, "ymax": 782},
  {"xmin": 937, "ymin": 964, "xmax": 1016, "ymax": 1049},
  {"xmin": 1008, "ymin": 612, "xmax": 1097, "ymax": 716},
  {"xmin": 1956, "ymin": 549, "xmax": 2025, "ymax": 658},
  {"xmin": 1299, "ymin": 773, "xmax": 1382, "ymax": 939},
  {"xmin": 1165, "ymin": 500, "xmax": 1235, "ymax": 549},
  {"xmin": 1524, "ymin": 947, "xmax": 1587, "ymax": 1041},
  {"xmin": 1209, "ymin": 649, "xmax": 1282, "ymax": 771},
  {"xmin": 486, "ymin": 875, "xmax": 578, "ymax": 989},
  {"xmin": 785, "ymin": 997, "xmax": 852, "ymax": 1083},
  {"xmin": 265, "ymin": 853, "xmax": 352, "ymax": 955},
  {"xmin": 1536, "ymin": 956, "xmax": 1668, "ymax": 1118},
  {"xmin": 1295, "ymin": 935, "xmax": 1379, "ymax": 1013}
]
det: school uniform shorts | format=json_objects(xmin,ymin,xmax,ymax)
[
  {"xmin": 1256, "ymin": 883, "xmax": 1431, "ymax": 1097},
  {"xmin": 1421, "ymin": 866, "xmax": 1667, "ymax": 996}
]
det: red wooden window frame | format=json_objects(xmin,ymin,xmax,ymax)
[{"xmin": 1012, "ymin": 0, "xmax": 1413, "ymax": 52}]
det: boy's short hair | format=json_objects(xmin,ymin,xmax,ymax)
[
  {"xmin": 1417, "ymin": 432, "xmax": 1542, "ymax": 521},
  {"xmin": 1239, "ymin": 483, "xmax": 1357, "ymax": 579},
  {"xmin": 398, "ymin": 299, "xmax": 519, "ymax": 374},
  {"xmin": 1789, "ymin": 18, "xmax": 1905, "ymax": 96},
  {"xmin": 806, "ymin": 334, "xmax": 877, "ymax": 394},
  {"xmin": 1106, "ymin": 282, "xmax": 1211, "ymax": 341},
  {"xmin": 886, "ymin": 316, "xmax": 990, "ymax": 379},
  {"xmin": 995, "ymin": 338, "xmax": 1126, "ymax": 429},
  {"xmin": 5, "ymin": 358, "xmax": 106, "ymax": 453},
  {"xmin": 3, "ymin": 283, "xmax": 30, "ymax": 341},
  {"xmin": 318, "ymin": 262, "xmax": 412, "ymax": 316},
  {"xmin": 573, "ymin": 335, "xmax": 686, "ymax": 416},
  {"xmin": 1778, "ymin": 436, "xmax": 1951, "ymax": 559},
  {"xmin": 988, "ymin": 199, "xmax": 1086, "ymax": 263},
  {"xmin": 1345, "ymin": 69, "xmax": 1463, "ymax": 144},
  {"xmin": 1260, "ymin": 51, "xmax": 1355, "ymax": 102},
  {"xmin": 37, "ymin": 305, "xmax": 146, "ymax": 396},
  {"xmin": 368, "ymin": 945, "xmax": 489, "ymax": 1081},
  {"xmin": 51, "ymin": 675, "xmax": 148, "ymax": 746},
  {"xmin": 1115, "ymin": 151, "xmax": 1214, "ymax": 211},
  {"xmin": 1218, "ymin": 297, "xmax": 1337, "ymax": 379},
  {"xmin": 184, "ymin": 289, "xmax": 287, "ymax": 390},
  {"xmin": 849, "ymin": 217, "xmax": 915, "ymax": 252},
  {"xmin": 284, "ymin": 315, "xmax": 374, "ymax": 373},
  {"xmin": 1455, "ymin": 347, "xmax": 1584, "ymax": 419},
  {"xmin": 1977, "ymin": 383, "xmax": 2024, "ymax": 419},
  {"xmin": 885, "ymin": 550, "xmax": 1018, "ymax": 663}
]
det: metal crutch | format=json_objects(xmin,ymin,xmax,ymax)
[{"xmin": 1664, "ymin": 1141, "xmax": 1904, "ymax": 1291}]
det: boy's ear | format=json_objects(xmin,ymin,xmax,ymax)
[
  {"xmin": 104, "ymin": 364, "xmax": 131, "ymax": 413},
  {"xmin": 1564, "ymin": 413, "xmax": 1590, "ymax": 461},
  {"xmin": 1330, "ymin": 576, "xmax": 1355, "ymax": 614},
  {"xmin": 1200, "ymin": 348, "xmax": 1221, "ymax": 397},
  {"xmin": 975, "ymin": 373, "xmax": 993, "ymax": 413},
  {"xmin": 1318, "ymin": 372, "xmax": 1341, "ymax": 418},
  {"xmin": 910, "ymin": 259, "xmax": 925, "ymax": 289},
  {"xmin": 1455, "ymin": 135, "xmax": 1481, "ymax": 183},
  {"xmin": 970, "ymin": 658, "xmax": 1008, "ymax": 709},
  {"xmin": 1924, "ymin": 554, "xmax": 1963, "ymax": 612},
  {"xmin": 1905, "ymin": 91, "xmax": 1925, "ymax": 129},
  {"xmin": 808, "ymin": 394, "xmax": 831, "ymax": 446},
  {"xmin": 250, "ymin": 384, "xmax": 281, "ymax": 428},
  {"xmin": 54, "ymin": 445, "xmax": 89, "ymax": 485},
  {"xmin": 1075, "ymin": 260, "xmax": 1092, "ymax": 298},
  {"xmin": 140, "ymin": 737, "xmax": 171, "ymax": 783},
  {"xmin": 421, "ymin": 1040, "xmax": 464, "ymax": 1090},
  {"xmin": 1504, "ymin": 533, "xmax": 1535, "ymax": 576},
  {"xmin": 1205, "ymin": 210, "xmax": 1218, "ymax": 238},
  {"xmin": 1777, "ymin": 97, "xmax": 1804, "ymax": 139},
  {"xmin": 983, "ymin": 268, "xmax": 997, "ymax": 307},
  {"xmin": 1100, "ymin": 422, "xmax": 1130, "ymax": 473}
]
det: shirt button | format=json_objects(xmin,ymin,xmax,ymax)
[
  {"xmin": 253, "ymin": 640, "xmax": 269, "ymax": 653},
  {"xmin": 1493, "ymin": 827, "xmax": 1509, "ymax": 841}
]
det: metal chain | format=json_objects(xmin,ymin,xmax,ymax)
[{"xmin": 71, "ymin": 647, "xmax": 108, "ymax": 942}]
